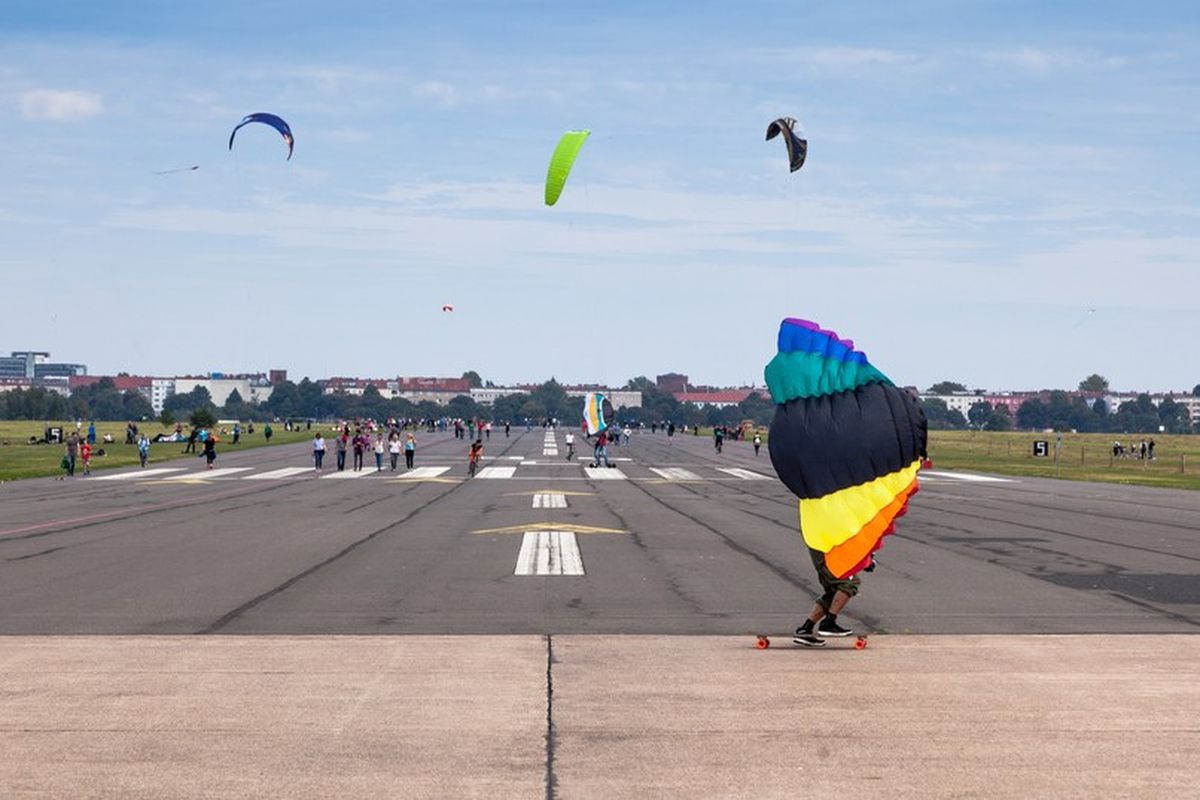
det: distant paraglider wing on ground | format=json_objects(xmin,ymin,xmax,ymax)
[
  {"xmin": 544, "ymin": 129, "xmax": 590, "ymax": 206},
  {"xmin": 765, "ymin": 318, "xmax": 927, "ymax": 579},
  {"xmin": 765, "ymin": 117, "xmax": 807, "ymax": 173},
  {"xmin": 228, "ymin": 113, "xmax": 295, "ymax": 160}
]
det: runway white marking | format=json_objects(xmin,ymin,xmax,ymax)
[
  {"xmin": 94, "ymin": 468, "xmax": 184, "ymax": 481},
  {"xmin": 476, "ymin": 466, "xmax": 517, "ymax": 479},
  {"xmin": 532, "ymin": 492, "xmax": 568, "ymax": 509},
  {"xmin": 922, "ymin": 471, "xmax": 1013, "ymax": 483},
  {"xmin": 716, "ymin": 467, "xmax": 772, "ymax": 481},
  {"xmin": 584, "ymin": 467, "xmax": 627, "ymax": 480},
  {"xmin": 504, "ymin": 456, "xmax": 524, "ymax": 461},
  {"xmin": 160, "ymin": 467, "xmax": 251, "ymax": 481},
  {"xmin": 243, "ymin": 467, "xmax": 314, "ymax": 480},
  {"xmin": 322, "ymin": 469, "xmax": 376, "ymax": 479},
  {"xmin": 543, "ymin": 449, "xmax": 559, "ymax": 456},
  {"xmin": 650, "ymin": 467, "xmax": 702, "ymax": 481},
  {"xmin": 514, "ymin": 531, "xmax": 584, "ymax": 576},
  {"xmin": 398, "ymin": 466, "xmax": 451, "ymax": 479}
]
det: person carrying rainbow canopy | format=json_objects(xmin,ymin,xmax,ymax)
[{"xmin": 765, "ymin": 318, "xmax": 927, "ymax": 647}]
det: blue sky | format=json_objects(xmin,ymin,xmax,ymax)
[{"xmin": 2, "ymin": 1, "xmax": 1197, "ymax": 391}]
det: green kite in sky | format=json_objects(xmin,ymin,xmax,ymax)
[{"xmin": 544, "ymin": 129, "xmax": 590, "ymax": 206}]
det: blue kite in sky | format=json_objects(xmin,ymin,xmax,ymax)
[{"xmin": 228, "ymin": 113, "xmax": 294, "ymax": 160}]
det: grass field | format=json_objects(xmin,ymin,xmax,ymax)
[
  {"xmin": 927, "ymin": 430, "xmax": 1200, "ymax": 491},
  {"xmin": 0, "ymin": 421, "xmax": 324, "ymax": 481}
]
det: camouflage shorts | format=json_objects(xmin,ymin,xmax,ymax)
[{"xmin": 809, "ymin": 548, "xmax": 860, "ymax": 608}]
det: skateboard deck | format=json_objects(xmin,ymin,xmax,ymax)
[{"xmin": 754, "ymin": 634, "xmax": 868, "ymax": 650}]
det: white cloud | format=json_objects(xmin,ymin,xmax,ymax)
[
  {"xmin": 412, "ymin": 80, "xmax": 457, "ymax": 106},
  {"xmin": 19, "ymin": 89, "xmax": 104, "ymax": 121},
  {"xmin": 982, "ymin": 48, "xmax": 1127, "ymax": 73},
  {"xmin": 739, "ymin": 47, "xmax": 925, "ymax": 72}
]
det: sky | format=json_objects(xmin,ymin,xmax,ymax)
[{"xmin": 1, "ymin": 1, "xmax": 1197, "ymax": 392}]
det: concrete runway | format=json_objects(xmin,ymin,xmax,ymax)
[
  {"xmin": 3, "ymin": 428, "xmax": 1199, "ymax": 797},
  {"xmin": 2, "ymin": 427, "xmax": 1198, "ymax": 635}
]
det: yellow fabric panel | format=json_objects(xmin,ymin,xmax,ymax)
[{"xmin": 799, "ymin": 460, "xmax": 922, "ymax": 552}]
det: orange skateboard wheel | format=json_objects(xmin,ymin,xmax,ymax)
[
  {"xmin": 755, "ymin": 636, "xmax": 770, "ymax": 650},
  {"xmin": 854, "ymin": 636, "xmax": 868, "ymax": 650}
]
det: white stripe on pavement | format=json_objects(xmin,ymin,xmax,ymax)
[
  {"xmin": 476, "ymin": 466, "xmax": 517, "ymax": 479},
  {"xmin": 160, "ymin": 467, "xmax": 252, "ymax": 481},
  {"xmin": 716, "ymin": 467, "xmax": 772, "ymax": 481},
  {"xmin": 243, "ymin": 467, "xmax": 314, "ymax": 480},
  {"xmin": 514, "ymin": 531, "xmax": 585, "ymax": 576},
  {"xmin": 322, "ymin": 469, "xmax": 376, "ymax": 479},
  {"xmin": 650, "ymin": 467, "xmax": 702, "ymax": 481},
  {"xmin": 584, "ymin": 467, "xmax": 627, "ymax": 480},
  {"xmin": 94, "ymin": 467, "xmax": 185, "ymax": 481},
  {"xmin": 922, "ymin": 471, "xmax": 1013, "ymax": 483},
  {"xmin": 397, "ymin": 466, "xmax": 451, "ymax": 479},
  {"xmin": 532, "ymin": 492, "xmax": 568, "ymax": 509}
]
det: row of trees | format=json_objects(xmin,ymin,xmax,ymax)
[
  {"xmin": 923, "ymin": 391, "xmax": 1194, "ymax": 434},
  {"xmin": 0, "ymin": 376, "xmax": 776, "ymax": 430},
  {"xmin": 0, "ymin": 381, "xmax": 153, "ymax": 422}
]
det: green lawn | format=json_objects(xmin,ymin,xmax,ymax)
[
  {"xmin": 0, "ymin": 420, "xmax": 322, "ymax": 481},
  {"xmin": 928, "ymin": 430, "xmax": 1200, "ymax": 491}
]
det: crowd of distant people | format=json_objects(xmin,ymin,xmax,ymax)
[
  {"xmin": 53, "ymin": 414, "xmax": 776, "ymax": 480},
  {"xmin": 1112, "ymin": 438, "xmax": 1156, "ymax": 460}
]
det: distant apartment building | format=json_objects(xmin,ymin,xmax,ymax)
[
  {"xmin": 174, "ymin": 374, "xmax": 275, "ymax": 408},
  {"xmin": 674, "ymin": 389, "xmax": 756, "ymax": 409},
  {"xmin": 564, "ymin": 388, "xmax": 642, "ymax": 409},
  {"xmin": 656, "ymin": 373, "xmax": 689, "ymax": 394},
  {"xmin": 0, "ymin": 351, "xmax": 87, "ymax": 380},
  {"xmin": 323, "ymin": 376, "xmax": 472, "ymax": 405},
  {"xmin": 69, "ymin": 375, "xmax": 154, "ymax": 406}
]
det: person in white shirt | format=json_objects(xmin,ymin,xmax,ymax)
[
  {"xmin": 388, "ymin": 433, "xmax": 402, "ymax": 470},
  {"xmin": 373, "ymin": 433, "xmax": 386, "ymax": 471},
  {"xmin": 564, "ymin": 432, "xmax": 575, "ymax": 460},
  {"xmin": 312, "ymin": 433, "xmax": 326, "ymax": 471}
]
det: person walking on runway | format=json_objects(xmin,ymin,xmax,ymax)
[
  {"xmin": 313, "ymin": 432, "xmax": 326, "ymax": 471},
  {"xmin": 404, "ymin": 432, "xmax": 416, "ymax": 469},
  {"xmin": 373, "ymin": 432, "xmax": 386, "ymax": 471},
  {"xmin": 388, "ymin": 433, "xmax": 401, "ymax": 470},
  {"xmin": 335, "ymin": 430, "xmax": 348, "ymax": 471}
]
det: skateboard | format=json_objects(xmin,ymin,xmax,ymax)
[{"xmin": 754, "ymin": 634, "xmax": 868, "ymax": 650}]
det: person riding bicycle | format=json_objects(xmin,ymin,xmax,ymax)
[
  {"xmin": 564, "ymin": 431, "xmax": 576, "ymax": 460},
  {"xmin": 468, "ymin": 438, "xmax": 484, "ymax": 476}
]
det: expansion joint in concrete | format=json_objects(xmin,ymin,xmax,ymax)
[{"xmin": 544, "ymin": 633, "xmax": 558, "ymax": 800}]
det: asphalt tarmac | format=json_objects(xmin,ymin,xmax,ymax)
[
  {"xmin": 3, "ymin": 428, "xmax": 1199, "ymax": 798},
  {"xmin": 2, "ymin": 426, "xmax": 1197, "ymax": 635}
]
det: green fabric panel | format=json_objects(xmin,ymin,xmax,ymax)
[
  {"xmin": 545, "ymin": 130, "xmax": 590, "ymax": 206},
  {"xmin": 764, "ymin": 350, "xmax": 891, "ymax": 403}
]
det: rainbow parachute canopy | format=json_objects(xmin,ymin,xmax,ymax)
[
  {"xmin": 766, "ymin": 318, "xmax": 927, "ymax": 578},
  {"xmin": 545, "ymin": 129, "xmax": 590, "ymax": 206},
  {"xmin": 582, "ymin": 392, "xmax": 614, "ymax": 436}
]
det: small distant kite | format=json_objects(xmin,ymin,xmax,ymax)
[
  {"xmin": 545, "ymin": 129, "xmax": 590, "ymax": 206},
  {"xmin": 441, "ymin": 304, "xmax": 454, "ymax": 312},
  {"xmin": 153, "ymin": 165, "xmax": 200, "ymax": 175},
  {"xmin": 582, "ymin": 392, "xmax": 614, "ymax": 437},
  {"xmin": 766, "ymin": 117, "xmax": 807, "ymax": 173},
  {"xmin": 229, "ymin": 113, "xmax": 294, "ymax": 160}
]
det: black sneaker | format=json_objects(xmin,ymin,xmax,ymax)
[
  {"xmin": 792, "ymin": 631, "xmax": 826, "ymax": 647},
  {"xmin": 816, "ymin": 618, "xmax": 853, "ymax": 638}
]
